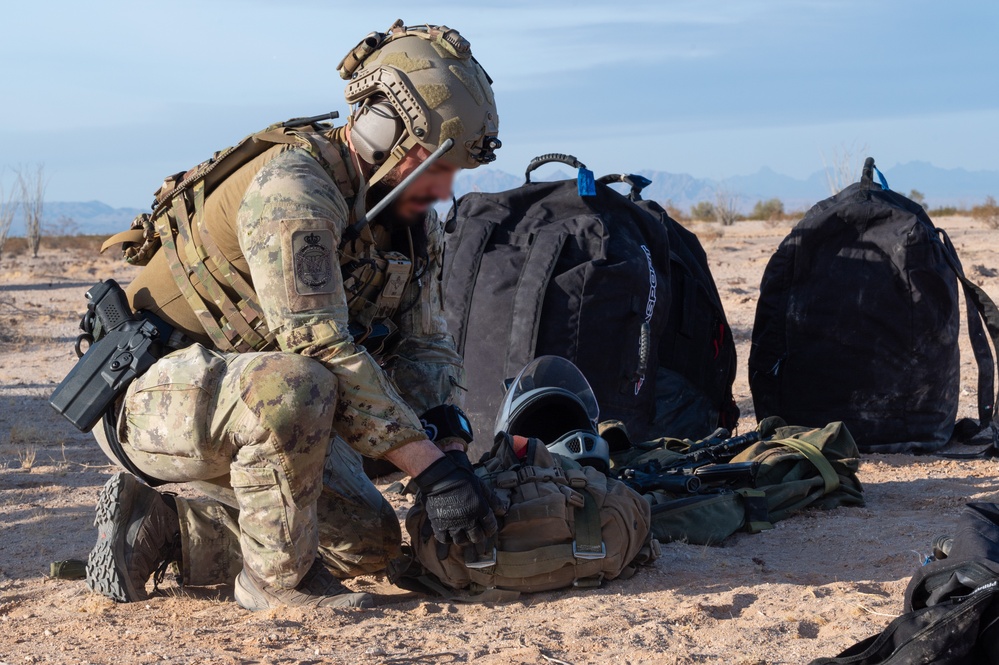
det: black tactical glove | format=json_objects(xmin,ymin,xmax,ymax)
[{"xmin": 414, "ymin": 453, "xmax": 498, "ymax": 545}]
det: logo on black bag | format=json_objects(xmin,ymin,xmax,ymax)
[
  {"xmin": 295, "ymin": 232, "xmax": 332, "ymax": 289},
  {"xmin": 636, "ymin": 245, "xmax": 657, "ymax": 395}
]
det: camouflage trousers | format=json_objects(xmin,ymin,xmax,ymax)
[{"xmin": 93, "ymin": 344, "xmax": 401, "ymax": 589}]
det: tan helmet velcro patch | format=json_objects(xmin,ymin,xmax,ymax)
[
  {"xmin": 448, "ymin": 64, "xmax": 484, "ymax": 106},
  {"xmin": 380, "ymin": 52, "xmax": 431, "ymax": 73},
  {"xmin": 417, "ymin": 83, "xmax": 452, "ymax": 109},
  {"xmin": 474, "ymin": 65, "xmax": 495, "ymax": 106},
  {"xmin": 439, "ymin": 117, "xmax": 465, "ymax": 147}
]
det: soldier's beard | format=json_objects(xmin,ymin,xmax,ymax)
[{"xmin": 368, "ymin": 180, "xmax": 434, "ymax": 228}]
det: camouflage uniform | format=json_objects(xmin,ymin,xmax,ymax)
[{"xmin": 95, "ymin": 134, "xmax": 464, "ymax": 589}]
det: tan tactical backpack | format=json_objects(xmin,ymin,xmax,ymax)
[{"xmin": 405, "ymin": 434, "xmax": 658, "ymax": 594}]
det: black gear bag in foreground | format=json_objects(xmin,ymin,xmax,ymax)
[
  {"xmin": 810, "ymin": 503, "xmax": 999, "ymax": 665},
  {"xmin": 749, "ymin": 157, "xmax": 999, "ymax": 454},
  {"xmin": 443, "ymin": 154, "xmax": 738, "ymax": 450}
]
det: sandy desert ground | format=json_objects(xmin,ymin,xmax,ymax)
[{"xmin": 2, "ymin": 217, "xmax": 998, "ymax": 665}]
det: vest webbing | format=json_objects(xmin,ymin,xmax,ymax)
[{"xmin": 153, "ymin": 126, "xmax": 339, "ymax": 353}]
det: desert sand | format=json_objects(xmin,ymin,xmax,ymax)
[{"xmin": 1, "ymin": 217, "xmax": 998, "ymax": 665}]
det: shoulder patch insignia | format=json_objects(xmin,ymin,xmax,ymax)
[{"xmin": 291, "ymin": 228, "xmax": 335, "ymax": 295}]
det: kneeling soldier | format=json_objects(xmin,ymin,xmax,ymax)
[{"xmin": 80, "ymin": 20, "xmax": 500, "ymax": 610}]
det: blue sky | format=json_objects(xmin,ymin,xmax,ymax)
[{"xmin": 1, "ymin": 0, "xmax": 997, "ymax": 207}]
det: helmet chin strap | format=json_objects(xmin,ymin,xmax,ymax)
[{"xmin": 342, "ymin": 136, "xmax": 454, "ymax": 247}]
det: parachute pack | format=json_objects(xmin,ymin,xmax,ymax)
[
  {"xmin": 749, "ymin": 157, "xmax": 999, "ymax": 453},
  {"xmin": 442, "ymin": 154, "xmax": 737, "ymax": 449}
]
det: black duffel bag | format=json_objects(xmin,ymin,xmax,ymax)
[{"xmin": 811, "ymin": 503, "xmax": 999, "ymax": 664}]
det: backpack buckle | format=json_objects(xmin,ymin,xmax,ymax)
[
  {"xmin": 572, "ymin": 541, "xmax": 606, "ymax": 560},
  {"xmin": 464, "ymin": 546, "xmax": 498, "ymax": 569},
  {"xmin": 564, "ymin": 469, "xmax": 587, "ymax": 488}
]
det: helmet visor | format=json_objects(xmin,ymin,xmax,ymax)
[{"xmin": 494, "ymin": 356, "xmax": 599, "ymax": 436}]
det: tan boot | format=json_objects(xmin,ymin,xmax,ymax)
[
  {"xmin": 86, "ymin": 472, "xmax": 181, "ymax": 602},
  {"xmin": 234, "ymin": 558, "xmax": 373, "ymax": 611}
]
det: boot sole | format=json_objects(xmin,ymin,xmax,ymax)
[{"xmin": 86, "ymin": 473, "xmax": 143, "ymax": 602}]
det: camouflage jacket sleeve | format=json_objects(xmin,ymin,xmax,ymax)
[
  {"xmin": 236, "ymin": 148, "xmax": 426, "ymax": 458},
  {"xmin": 382, "ymin": 210, "xmax": 466, "ymax": 414}
]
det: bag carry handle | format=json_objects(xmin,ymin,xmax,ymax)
[
  {"xmin": 524, "ymin": 153, "xmax": 597, "ymax": 198},
  {"xmin": 861, "ymin": 156, "xmax": 875, "ymax": 185},
  {"xmin": 524, "ymin": 153, "xmax": 586, "ymax": 183},
  {"xmin": 596, "ymin": 173, "xmax": 653, "ymax": 202},
  {"xmin": 860, "ymin": 156, "xmax": 890, "ymax": 190}
]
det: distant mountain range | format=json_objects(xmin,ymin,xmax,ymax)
[
  {"xmin": 6, "ymin": 161, "xmax": 997, "ymax": 236},
  {"xmin": 453, "ymin": 161, "xmax": 999, "ymax": 214},
  {"xmin": 7, "ymin": 200, "xmax": 145, "ymax": 237}
]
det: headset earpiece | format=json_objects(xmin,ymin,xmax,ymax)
[{"xmin": 350, "ymin": 99, "xmax": 404, "ymax": 165}]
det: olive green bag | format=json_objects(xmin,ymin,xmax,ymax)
[
  {"xmin": 629, "ymin": 420, "xmax": 865, "ymax": 545},
  {"xmin": 405, "ymin": 435, "xmax": 658, "ymax": 595}
]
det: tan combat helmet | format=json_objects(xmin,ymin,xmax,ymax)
[{"xmin": 338, "ymin": 19, "xmax": 501, "ymax": 189}]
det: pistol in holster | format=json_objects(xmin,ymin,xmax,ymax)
[{"xmin": 50, "ymin": 279, "xmax": 163, "ymax": 433}]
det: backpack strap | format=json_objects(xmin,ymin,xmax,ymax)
[
  {"xmin": 936, "ymin": 228, "xmax": 999, "ymax": 449},
  {"xmin": 572, "ymin": 488, "xmax": 607, "ymax": 559},
  {"xmin": 504, "ymin": 230, "xmax": 568, "ymax": 379},
  {"xmin": 443, "ymin": 219, "xmax": 496, "ymax": 355},
  {"xmin": 772, "ymin": 438, "xmax": 840, "ymax": 494},
  {"xmin": 491, "ymin": 544, "xmax": 579, "ymax": 577}
]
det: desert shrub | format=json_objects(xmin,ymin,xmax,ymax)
[
  {"xmin": 43, "ymin": 234, "xmax": 106, "ymax": 253},
  {"xmin": 717, "ymin": 210, "xmax": 746, "ymax": 225},
  {"xmin": 690, "ymin": 201, "xmax": 715, "ymax": 221},
  {"xmin": 929, "ymin": 206, "xmax": 962, "ymax": 217},
  {"xmin": 751, "ymin": 198, "xmax": 785, "ymax": 221},
  {"xmin": 0, "ymin": 178, "xmax": 16, "ymax": 259},
  {"xmin": 0, "ymin": 235, "xmax": 106, "ymax": 257},
  {"xmin": 908, "ymin": 189, "xmax": 928, "ymax": 210},
  {"xmin": 662, "ymin": 199, "xmax": 689, "ymax": 222},
  {"xmin": 0, "ymin": 237, "xmax": 27, "ymax": 257},
  {"xmin": 693, "ymin": 224, "xmax": 723, "ymax": 243},
  {"xmin": 17, "ymin": 165, "xmax": 46, "ymax": 258},
  {"xmin": 713, "ymin": 189, "xmax": 741, "ymax": 226},
  {"xmin": 43, "ymin": 215, "xmax": 79, "ymax": 237},
  {"xmin": 971, "ymin": 196, "xmax": 999, "ymax": 229}
]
